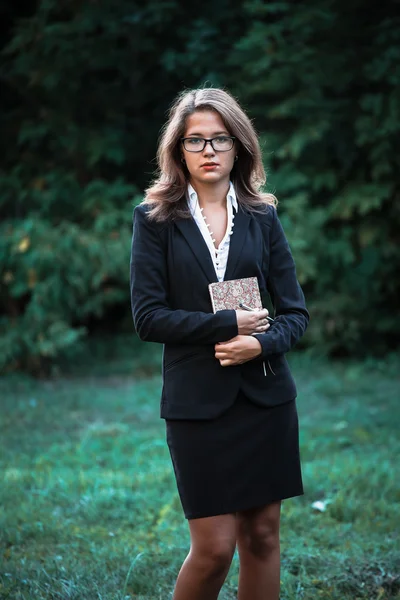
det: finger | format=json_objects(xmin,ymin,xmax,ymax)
[
  {"xmin": 215, "ymin": 348, "xmax": 232, "ymax": 357},
  {"xmin": 215, "ymin": 343, "xmax": 229, "ymax": 352},
  {"xmin": 219, "ymin": 359, "xmax": 233, "ymax": 367},
  {"xmin": 254, "ymin": 324, "xmax": 270, "ymax": 333},
  {"xmin": 259, "ymin": 317, "xmax": 270, "ymax": 325},
  {"xmin": 217, "ymin": 342, "xmax": 233, "ymax": 352},
  {"xmin": 225, "ymin": 358, "xmax": 244, "ymax": 366}
]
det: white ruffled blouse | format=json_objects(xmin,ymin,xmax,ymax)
[{"xmin": 187, "ymin": 182, "xmax": 238, "ymax": 282}]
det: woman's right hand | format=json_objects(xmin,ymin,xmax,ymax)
[{"xmin": 235, "ymin": 309, "xmax": 270, "ymax": 336}]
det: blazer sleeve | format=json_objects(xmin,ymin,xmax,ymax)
[
  {"xmin": 130, "ymin": 205, "xmax": 238, "ymax": 344},
  {"xmin": 253, "ymin": 206, "xmax": 309, "ymax": 357}
]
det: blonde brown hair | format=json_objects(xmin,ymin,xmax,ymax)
[{"xmin": 143, "ymin": 87, "xmax": 277, "ymax": 221}]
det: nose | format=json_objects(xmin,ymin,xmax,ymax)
[{"xmin": 203, "ymin": 140, "xmax": 216, "ymax": 156}]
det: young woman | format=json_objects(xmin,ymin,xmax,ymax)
[{"xmin": 130, "ymin": 87, "xmax": 309, "ymax": 600}]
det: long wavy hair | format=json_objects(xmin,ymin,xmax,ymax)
[{"xmin": 143, "ymin": 87, "xmax": 277, "ymax": 222}]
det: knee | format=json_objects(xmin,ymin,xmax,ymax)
[
  {"xmin": 239, "ymin": 522, "xmax": 280, "ymax": 560},
  {"xmin": 191, "ymin": 540, "xmax": 235, "ymax": 578}
]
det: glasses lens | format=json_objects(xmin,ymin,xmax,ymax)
[
  {"xmin": 212, "ymin": 137, "xmax": 233, "ymax": 151},
  {"xmin": 183, "ymin": 138, "xmax": 204, "ymax": 152},
  {"xmin": 182, "ymin": 137, "xmax": 234, "ymax": 152}
]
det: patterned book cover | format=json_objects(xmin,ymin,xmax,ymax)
[{"xmin": 208, "ymin": 277, "xmax": 263, "ymax": 313}]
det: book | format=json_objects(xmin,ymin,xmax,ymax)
[
  {"xmin": 208, "ymin": 276, "xmax": 263, "ymax": 313},
  {"xmin": 209, "ymin": 276, "xmax": 271, "ymax": 376}
]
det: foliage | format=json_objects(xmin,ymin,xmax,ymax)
[
  {"xmin": 0, "ymin": 356, "xmax": 399, "ymax": 598},
  {"xmin": 1, "ymin": 0, "xmax": 399, "ymax": 372},
  {"xmin": 0, "ymin": 176, "xmax": 137, "ymax": 372},
  {"xmin": 0, "ymin": 0, "xmax": 247, "ymax": 372},
  {"xmin": 226, "ymin": 0, "xmax": 400, "ymax": 353}
]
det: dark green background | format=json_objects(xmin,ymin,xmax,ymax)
[{"xmin": 1, "ymin": 0, "xmax": 399, "ymax": 373}]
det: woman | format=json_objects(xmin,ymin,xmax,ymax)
[{"xmin": 130, "ymin": 87, "xmax": 309, "ymax": 600}]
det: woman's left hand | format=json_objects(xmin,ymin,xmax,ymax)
[{"xmin": 215, "ymin": 335, "xmax": 263, "ymax": 367}]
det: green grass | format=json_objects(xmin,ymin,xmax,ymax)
[{"xmin": 1, "ymin": 344, "xmax": 399, "ymax": 600}]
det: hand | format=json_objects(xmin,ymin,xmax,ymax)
[
  {"xmin": 235, "ymin": 308, "xmax": 271, "ymax": 336},
  {"xmin": 215, "ymin": 335, "xmax": 263, "ymax": 367}
]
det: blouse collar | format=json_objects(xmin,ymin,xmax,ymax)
[{"xmin": 187, "ymin": 181, "xmax": 238, "ymax": 216}]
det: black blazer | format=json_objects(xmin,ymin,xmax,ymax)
[{"xmin": 130, "ymin": 202, "xmax": 309, "ymax": 419}]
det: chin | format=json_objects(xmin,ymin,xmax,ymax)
[{"xmin": 197, "ymin": 172, "xmax": 227, "ymax": 183}]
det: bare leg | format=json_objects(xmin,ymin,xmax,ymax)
[
  {"xmin": 236, "ymin": 501, "xmax": 281, "ymax": 600},
  {"xmin": 172, "ymin": 513, "xmax": 237, "ymax": 600}
]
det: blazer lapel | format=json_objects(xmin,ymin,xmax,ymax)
[
  {"xmin": 224, "ymin": 207, "xmax": 251, "ymax": 281},
  {"xmin": 175, "ymin": 218, "xmax": 218, "ymax": 283}
]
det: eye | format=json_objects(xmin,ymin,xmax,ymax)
[
  {"xmin": 186, "ymin": 138, "xmax": 202, "ymax": 145},
  {"xmin": 215, "ymin": 137, "xmax": 229, "ymax": 143}
]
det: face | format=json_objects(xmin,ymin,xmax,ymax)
[{"xmin": 181, "ymin": 110, "xmax": 236, "ymax": 187}]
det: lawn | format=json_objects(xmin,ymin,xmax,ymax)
[{"xmin": 0, "ymin": 342, "xmax": 399, "ymax": 600}]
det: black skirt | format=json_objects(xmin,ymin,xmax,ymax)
[{"xmin": 165, "ymin": 392, "xmax": 304, "ymax": 519}]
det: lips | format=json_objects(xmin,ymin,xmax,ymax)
[{"xmin": 201, "ymin": 163, "xmax": 218, "ymax": 167}]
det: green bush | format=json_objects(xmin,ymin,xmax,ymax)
[
  {"xmin": 226, "ymin": 1, "xmax": 400, "ymax": 353},
  {"xmin": 1, "ymin": 0, "xmax": 399, "ymax": 372},
  {"xmin": 0, "ymin": 175, "xmax": 138, "ymax": 372}
]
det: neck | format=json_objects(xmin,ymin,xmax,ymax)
[{"xmin": 190, "ymin": 179, "xmax": 230, "ymax": 209}]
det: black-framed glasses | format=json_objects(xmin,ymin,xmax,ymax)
[{"xmin": 181, "ymin": 136, "xmax": 236, "ymax": 152}]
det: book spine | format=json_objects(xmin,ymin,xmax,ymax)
[{"xmin": 208, "ymin": 283, "xmax": 217, "ymax": 314}]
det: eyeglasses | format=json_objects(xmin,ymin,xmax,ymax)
[{"xmin": 181, "ymin": 136, "xmax": 236, "ymax": 152}]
